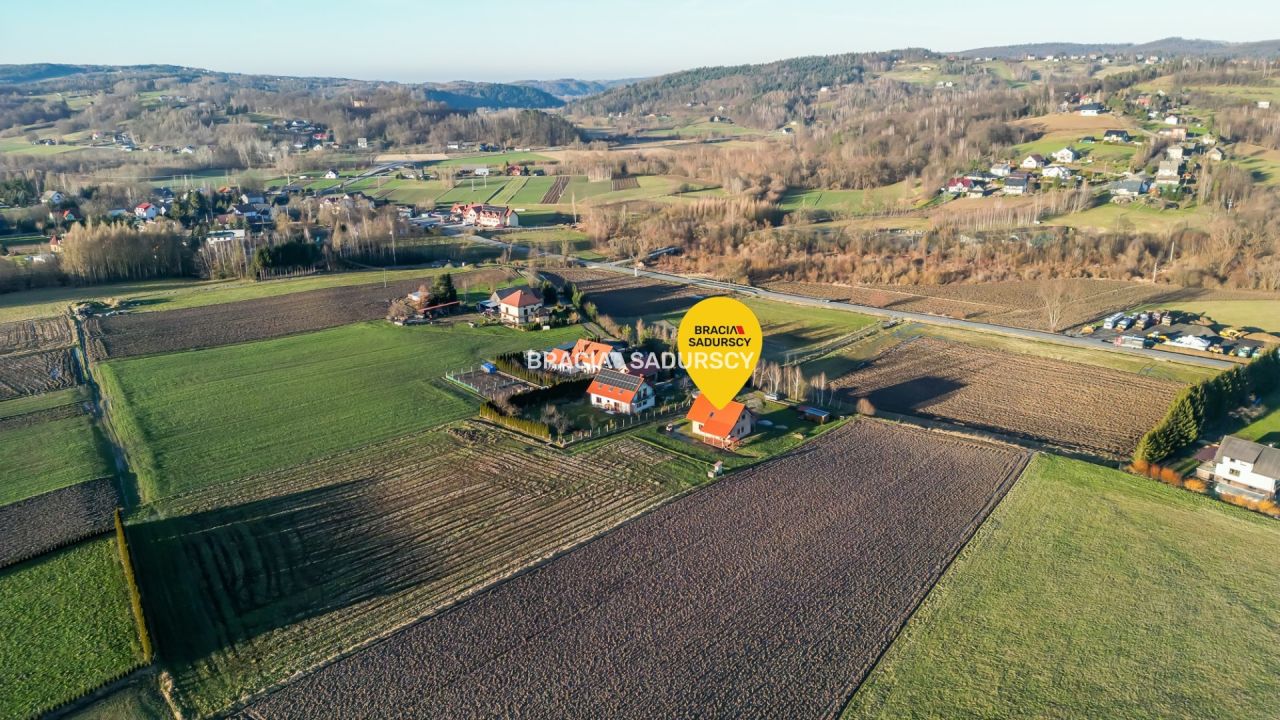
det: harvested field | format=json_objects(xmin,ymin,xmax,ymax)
[
  {"xmin": 611, "ymin": 176, "xmax": 640, "ymax": 191},
  {"xmin": 832, "ymin": 337, "xmax": 1181, "ymax": 456},
  {"xmin": 541, "ymin": 176, "xmax": 569, "ymax": 203},
  {"xmin": 544, "ymin": 268, "xmax": 710, "ymax": 319},
  {"xmin": 131, "ymin": 426, "xmax": 704, "ymax": 718},
  {"xmin": 0, "ymin": 316, "xmax": 74, "ymax": 355},
  {"xmin": 763, "ymin": 279, "xmax": 1186, "ymax": 331},
  {"xmin": 0, "ymin": 477, "xmax": 117, "ymax": 569},
  {"xmin": 243, "ymin": 421, "xmax": 1027, "ymax": 720},
  {"xmin": 85, "ymin": 269, "xmax": 513, "ymax": 360},
  {"xmin": 0, "ymin": 347, "xmax": 79, "ymax": 401}
]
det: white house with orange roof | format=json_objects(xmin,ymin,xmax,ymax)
[
  {"xmin": 546, "ymin": 338, "xmax": 619, "ymax": 374},
  {"xmin": 685, "ymin": 395, "xmax": 755, "ymax": 448},
  {"xmin": 586, "ymin": 369, "xmax": 654, "ymax": 414},
  {"xmin": 490, "ymin": 286, "xmax": 544, "ymax": 326}
]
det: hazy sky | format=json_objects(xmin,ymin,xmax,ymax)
[{"xmin": 2, "ymin": 0, "xmax": 1278, "ymax": 82}]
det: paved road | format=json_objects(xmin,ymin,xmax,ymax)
[{"xmin": 457, "ymin": 230, "xmax": 1237, "ymax": 371}]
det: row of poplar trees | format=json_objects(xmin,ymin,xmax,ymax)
[{"xmin": 1135, "ymin": 347, "xmax": 1280, "ymax": 463}]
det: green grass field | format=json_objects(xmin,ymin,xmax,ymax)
[
  {"xmin": 1138, "ymin": 299, "xmax": 1280, "ymax": 334},
  {"xmin": 778, "ymin": 182, "xmax": 918, "ymax": 214},
  {"xmin": 1047, "ymin": 201, "xmax": 1212, "ymax": 233},
  {"xmin": 0, "ymin": 538, "xmax": 145, "ymax": 719},
  {"xmin": 0, "ymin": 412, "xmax": 112, "ymax": 506},
  {"xmin": 509, "ymin": 176, "xmax": 557, "ymax": 205},
  {"xmin": 99, "ymin": 321, "xmax": 584, "ymax": 500},
  {"xmin": 428, "ymin": 151, "xmax": 551, "ymax": 168},
  {"xmin": 0, "ymin": 267, "xmax": 475, "ymax": 322},
  {"xmin": 845, "ymin": 453, "xmax": 1280, "ymax": 720},
  {"xmin": 0, "ymin": 386, "xmax": 86, "ymax": 419},
  {"xmin": 1238, "ymin": 390, "xmax": 1280, "ymax": 446},
  {"xmin": 63, "ymin": 675, "xmax": 170, "ymax": 720},
  {"xmin": 743, "ymin": 298, "xmax": 877, "ymax": 363}
]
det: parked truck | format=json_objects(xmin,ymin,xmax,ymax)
[{"xmin": 1115, "ymin": 335, "xmax": 1148, "ymax": 349}]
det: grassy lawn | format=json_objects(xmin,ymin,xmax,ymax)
[
  {"xmin": 0, "ymin": 386, "xmax": 86, "ymax": 419},
  {"xmin": 63, "ymin": 675, "xmax": 170, "ymax": 720},
  {"xmin": 429, "ymin": 151, "xmax": 551, "ymax": 168},
  {"xmin": 744, "ymin": 298, "xmax": 876, "ymax": 363},
  {"xmin": 0, "ymin": 413, "xmax": 113, "ymax": 507},
  {"xmin": 0, "ymin": 267, "xmax": 479, "ymax": 321},
  {"xmin": 99, "ymin": 321, "xmax": 585, "ymax": 501},
  {"xmin": 1237, "ymin": 390, "xmax": 1280, "ymax": 446},
  {"xmin": 845, "ymin": 453, "xmax": 1280, "ymax": 720},
  {"xmin": 509, "ymin": 176, "xmax": 557, "ymax": 205},
  {"xmin": 634, "ymin": 398, "xmax": 847, "ymax": 472},
  {"xmin": 1138, "ymin": 299, "xmax": 1280, "ymax": 334},
  {"xmin": 0, "ymin": 538, "xmax": 145, "ymax": 719},
  {"xmin": 1046, "ymin": 201, "xmax": 1212, "ymax": 233},
  {"xmin": 778, "ymin": 182, "xmax": 918, "ymax": 214}
]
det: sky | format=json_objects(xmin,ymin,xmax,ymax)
[{"xmin": 2, "ymin": 0, "xmax": 1278, "ymax": 83}]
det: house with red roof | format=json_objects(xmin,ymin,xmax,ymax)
[
  {"xmin": 586, "ymin": 369, "xmax": 654, "ymax": 414},
  {"xmin": 134, "ymin": 202, "xmax": 158, "ymax": 220},
  {"xmin": 685, "ymin": 395, "xmax": 755, "ymax": 448},
  {"xmin": 546, "ymin": 338, "xmax": 618, "ymax": 373},
  {"xmin": 491, "ymin": 286, "xmax": 544, "ymax": 326},
  {"xmin": 450, "ymin": 202, "xmax": 519, "ymax": 228}
]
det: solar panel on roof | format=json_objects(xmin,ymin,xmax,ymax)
[{"xmin": 596, "ymin": 369, "xmax": 643, "ymax": 390}]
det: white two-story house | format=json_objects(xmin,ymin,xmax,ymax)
[{"xmin": 1213, "ymin": 436, "xmax": 1280, "ymax": 501}]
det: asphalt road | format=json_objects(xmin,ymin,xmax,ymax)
[{"xmin": 457, "ymin": 230, "xmax": 1237, "ymax": 371}]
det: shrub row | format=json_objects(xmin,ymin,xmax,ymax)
[
  {"xmin": 478, "ymin": 402, "xmax": 553, "ymax": 441},
  {"xmin": 114, "ymin": 509, "xmax": 153, "ymax": 663},
  {"xmin": 493, "ymin": 351, "xmax": 559, "ymax": 386},
  {"xmin": 1135, "ymin": 347, "xmax": 1280, "ymax": 463}
]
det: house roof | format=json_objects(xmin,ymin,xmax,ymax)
[
  {"xmin": 587, "ymin": 369, "xmax": 648, "ymax": 404},
  {"xmin": 686, "ymin": 395, "xmax": 749, "ymax": 439},
  {"xmin": 1216, "ymin": 436, "xmax": 1280, "ymax": 479},
  {"xmin": 495, "ymin": 286, "xmax": 542, "ymax": 308}
]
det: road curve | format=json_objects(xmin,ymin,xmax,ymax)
[{"xmin": 456, "ymin": 230, "xmax": 1236, "ymax": 372}]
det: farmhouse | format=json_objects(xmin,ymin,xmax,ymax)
[
  {"xmin": 1103, "ymin": 129, "xmax": 1131, "ymax": 143},
  {"xmin": 1003, "ymin": 173, "xmax": 1032, "ymax": 195},
  {"xmin": 990, "ymin": 162, "xmax": 1013, "ymax": 177},
  {"xmin": 324, "ymin": 169, "xmax": 339, "ymax": 179},
  {"xmin": 1158, "ymin": 127, "xmax": 1188, "ymax": 142},
  {"xmin": 546, "ymin": 338, "xmax": 618, "ymax": 373},
  {"xmin": 1156, "ymin": 160, "xmax": 1183, "ymax": 186},
  {"xmin": 40, "ymin": 190, "xmax": 65, "ymax": 205},
  {"xmin": 1206, "ymin": 147, "xmax": 1226, "ymax": 161},
  {"xmin": 1042, "ymin": 165, "xmax": 1072, "ymax": 180},
  {"xmin": 1212, "ymin": 436, "xmax": 1280, "ymax": 501},
  {"xmin": 685, "ymin": 395, "xmax": 754, "ymax": 448},
  {"xmin": 490, "ymin": 286, "xmax": 544, "ymax": 326},
  {"xmin": 134, "ymin": 202, "xmax": 159, "ymax": 220},
  {"xmin": 1020, "ymin": 154, "xmax": 1046, "ymax": 170},
  {"xmin": 452, "ymin": 202, "xmax": 520, "ymax": 228},
  {"xmin": 586, "ymin": 369, "xmax": 655, "ymax": 414},
  {"xmin": 944, "ymin": 177, "xmax": 978, "ymax": 195},
  {"xmin": 1110, "ymin": 178, "xmax": 1150, "ymax": 201},
  {"xmin": 1078, "ymin": 102, "xmax": 1106, "ymax": 116},
  {"xmin": 1052, "ymin": 147, "xmax": 1079, "ymax": 163},
  {"xmin": 1166, "ymin": 145, "xmax": 1185, "ymax": 160}
]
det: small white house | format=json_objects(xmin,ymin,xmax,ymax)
[
  {"xmin": 1042, "ymin": 165, "xmax": 1072, "ymax": 180},
  {"xmin": 490, "ymin": 286, "xmax": 543, "ymax": 326},
  {"xmin": 990, "ymin": 162, "xmax": 1013, "ymax": 177},
  {"xmin": 1020, "ymin": 154, "xmax": 1046, "ymax": 170},
  {"xmin": 324, "ymin": 169, "xmax": 339, "ymax": 179},
  {"xmin": 40, "ymin": 190, "xmax": 66, "ymax": 205},
  {"xmin": 1213, "ymin": 436, "xmax": 1280, "ymax": 500},
  {"xmin": 134, "ymin": 202, "xmax": 158, "ymax": 220},
  {"xmin": 1052, "ymin": 147, "xmax": 1079, "ymax": 163}
]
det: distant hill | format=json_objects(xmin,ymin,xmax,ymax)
[
  {"xmin": 0, "ymin": 64, "xmax": 564, "ymax": 110},
  {"xmin": 513, "ymin": 78, "xmax": 641, "ymax": 100},
  {"xmin": 570, "ymin": 50, "xmax": 925, "ymax": 116},
  {"xmin": 957, "ymin": 37, "xmax": 1280, "ymax": 59},
  {"xmin": 423, "ymin": 81, "xmax": 563, "ymax": 109}
]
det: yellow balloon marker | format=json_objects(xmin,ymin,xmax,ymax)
[{"xmin": 678, "ymin": 297, "xmax": 763, "ymax": 409}]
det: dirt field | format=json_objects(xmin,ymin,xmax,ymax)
[
  {"xmin": 85, "ymin": 269, "xmax": 512, "ymax": 360},
  {"xmin": 242, "ymin": 421, "xmax": 1027, "ymax": 720},
  {"xmin": 0, "ymin": 316, "xmax": 74, "ymax": 355},
  {"xmin": 545, "ymin": 268, "xmax": 710, "ymax": 320},
  {"xmin": 1011, "ymin": 111, "xmax": 1139, "ymax": 133},
  {"xmin": 0, "ymin": 477, "xmax": 117, "ymax": 570},
  {"xmin": 132, "ymin": 426, "xmax": 704, "ymax": 718},
  {"xmin": 832, "ymin": 337, "xmax": 1181, "ymax": 457},
  {"xmin": 763, "ymin": 279, "xmax": 1196, "ymax": 331},
  {"xmin": 0, "ymin": 348, "xmax": 79, "ymax": 401}
]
